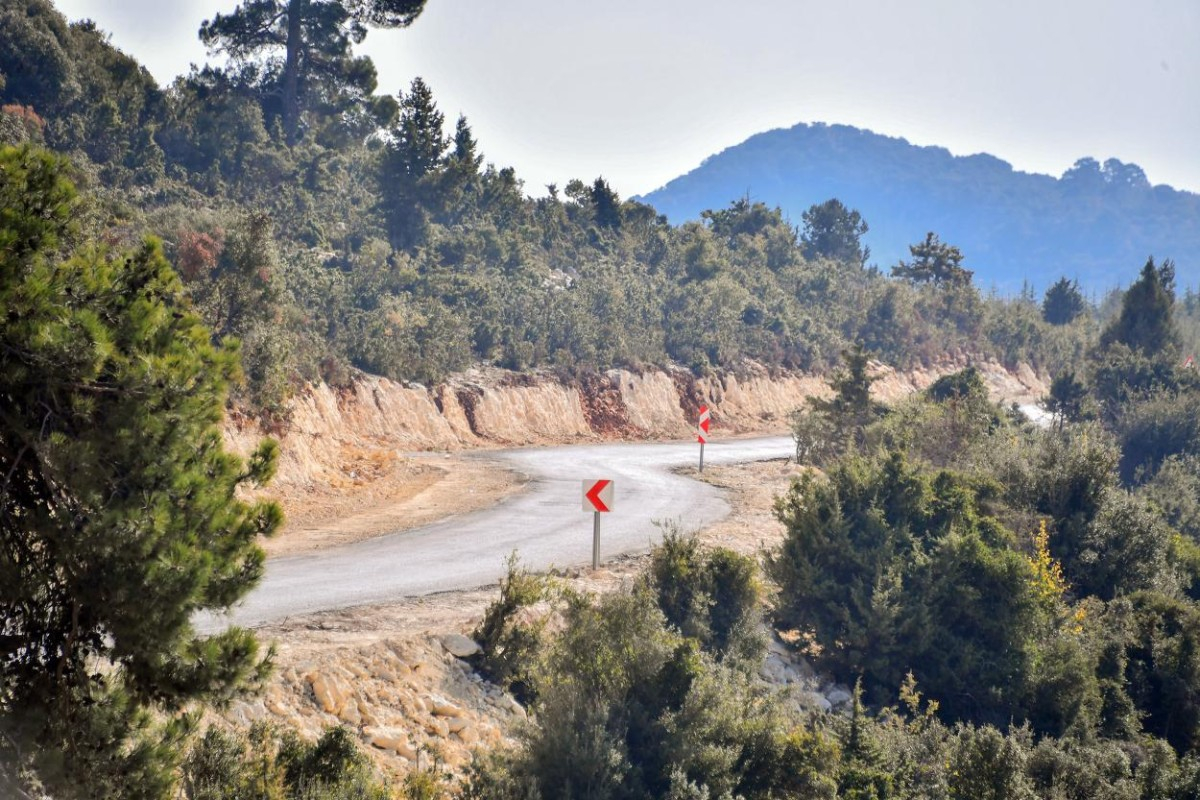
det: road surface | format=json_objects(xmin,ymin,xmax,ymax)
[{"xmin": 202, "ymin": 436, "xmax": 794, "ymax": 630}]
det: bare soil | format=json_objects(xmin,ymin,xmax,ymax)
[{"xmin": 261, "ymin": 452, "xmax": 526, "ymax": 558}]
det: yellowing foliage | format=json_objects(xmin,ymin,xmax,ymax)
[{"xmin": 1029, "ymin": 520, "xmax": 1068, "ymax": 606}]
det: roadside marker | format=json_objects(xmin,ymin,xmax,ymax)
[
  {"xmin": 698, "ymin": 405, "xmax": 711, "ymax": 472},
  {"xmin": 583, "ymin": 479, "xmax": 614, "ymax": 569}
]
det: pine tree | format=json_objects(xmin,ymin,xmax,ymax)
[
  {"xmin": 590, "ymin": 177, "xmax": 623, "ymax": 231},
  {"xmin": 807, "ymin": 343, "xmax": 883, "ymax": 451},
  {"xmin": 800, "ymin": 198, "xmax": 870, "ymax": 267},
  {"xmin": 379, "ymin": 76, "xmax": 447, "ymax": 248},
  {"xmin": 0, "ymin": 146, "xmax": 281, "ymax": 794},
  {"xmin": 200, "ymin": 0, "xmax": 426, "ymax": 144},
  {"xmin": 892, "ymin": 232, "xmax": 973, "ymax": 286},
  {"xmin": 1045, "ymin": 370, "xmax": 1090, "ymax": 428},
  {"xmin": 438, "ymin": 114, "xmax": 484, "ymax": 224},
  {"xmin": 1042, "ymin": 276, "xmax": 1087, "ymax": 325},
  {"xmin": 1100, "ymin": 256, "xmax": 1180, "ymax": 355}
]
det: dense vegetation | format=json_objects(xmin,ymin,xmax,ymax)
[
  {"xmin": 640, "ymin": 121, "xmax": 1200, "ymax": 292},
  {"xmin": 0, "ymin": 144, "xmax": 281, "ymax": 795}
]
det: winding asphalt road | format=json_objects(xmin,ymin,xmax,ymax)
[{"xmin": 203, "ymin": 436, "xmax": 794, "ymax": 630}]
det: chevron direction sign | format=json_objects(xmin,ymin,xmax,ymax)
[
  {"xmin": 697, "ymin": 405, "xmax": 711, "ymax": 444},
  {"xmin": 582, "ymin": 479, "xmax": 614, "ymax": 513}
]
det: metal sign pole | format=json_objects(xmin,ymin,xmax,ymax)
[
  {"xmin": 699, "ymin": 441, "xmax": 705, "ymax": 473},
  {"xmin": 592, "ymin": 511, "xmax": 600, "ymax": 570}
]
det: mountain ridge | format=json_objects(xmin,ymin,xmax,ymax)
[{"xmin": 637, "ymin": 122, "xmax": 1200, "ymax": 292}]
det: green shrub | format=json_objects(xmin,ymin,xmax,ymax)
[
  {"xmin": 646, "ymin": 526, "xmax": 763, "ymax": 665},
  {"xmin": 472, "ymin": 554, "xmax": 554, "ymax": 703}
]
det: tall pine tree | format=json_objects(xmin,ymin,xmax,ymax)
[
  {"xmin": 1042, "ymin": 276, "xmax": 1087, "ymax": 325},
  {"xmin": 379, "ymin": 76, "xmax": 448, "ymax": 248},
  {"xmin": 200, "ymin": 0, "xmax": 426, "ymax": 143},
  {"xmin": 800, "ymin": 198, "xmax": 870, "ymax": 267}
]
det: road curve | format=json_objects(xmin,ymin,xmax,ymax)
[{"xmin": 201, "ymin": 436, "xmax": 794, "ymax": 630}]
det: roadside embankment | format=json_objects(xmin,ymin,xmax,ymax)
[
  {"xmin": 216, "ymin": 361, "xmax": 1045, "ymax": 780},
  {"xmin": 222, "ymin": 358, "xmax": 1044, "ymax": 553},
  {"xmin": 225, "ymin": 357, "xmax": 1045, "ymax": 491}
]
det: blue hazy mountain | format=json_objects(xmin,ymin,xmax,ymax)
[{"xmin": 637, "ymin": 123, "xmax": 1200, "ymax": 292}]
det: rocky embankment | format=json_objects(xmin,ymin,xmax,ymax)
[
  {"xmin": 224, "ymin": 626, "xmax": 849, "ymax": 780},
  {"xmin": 224, "ymin": 357, "xmax": 1045, "ymax": 491},
  {"xmin": 226, "ymin": 633, "xmax": 521, "ymax": 774}
]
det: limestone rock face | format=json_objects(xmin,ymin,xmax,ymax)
[
  {"xmin": 365, "ymin": 727, "xmax": 418, "ymax": 761},
  {"xmin": 225, "ymin": 361, "xmax": 1046, "ymax": 491},
  {"xmin": 429, "ymin": 695, "xmax": 465, "ymax": 718}
]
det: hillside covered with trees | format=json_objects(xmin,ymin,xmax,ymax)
[
  {"xmin": 639, "ymin": 122, "xmax": 1200, "ymax": 292},
  {"xmin": 1, "ymin": 0, "xmax": 1163, "ymax": 423}
]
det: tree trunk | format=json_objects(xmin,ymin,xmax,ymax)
[{"xmin": 282, "ymin": 0, "xmax": 306, "ymax": 145}]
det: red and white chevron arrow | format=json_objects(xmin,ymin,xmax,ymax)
[
  {"xmin": 582, "ymin": 479, "xmax": 614, "ymax": 513},
  {"xmin": 697, "ymin": 405, "xmax": 711, "ymax": 444}
]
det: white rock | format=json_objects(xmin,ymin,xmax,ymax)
[
  {"xmin": 310, "ymin": 673, "xmax": 350, "ymax": 716},
  {"xmin": 338, "ymin": 700, "xmax": 361, "ymax": 726},
  {"xmin": 364, "ymin": 727, "xmax": 418, "ymax": 760},
  {"xmin": 827, "ymin": 688, "xmax": 853, "ymax": 708},
  {"xmin": 429, "ymin": 695, "xmax": 465, "ymax": 718},
  {"xmin": 365, "ymin": 727, "xmax": 401, "ymax": 750}
]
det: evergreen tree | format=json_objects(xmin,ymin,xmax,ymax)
[
  {"xmin": 590, "ymin": 177, "xmax": 623, "ymax": 231},
  {"xmin": 199, "ymin": 0, "xmax": 425, "ymax": 143},
  {"xmin": 379, "ymin": 76, "xmax": 447, "ymax": 249},
  {"xmin": 1045, "ymin": 370, "xmax": 1089, "ymax": 428},
  {"xmin": 892, "ymin": 232, "xmax": 973, "ymax": 286},
  {"xmin": 807, "ymin": 343, "xmax": 884, "ymax": 452},
  {"xmin": 1041, "ymin": 276, "xmax": 1087, "ymax": 325},
  {"xmin": 438, "ymin": 114, "xmax": 484, "ymax": 223},
  {"xmin": 800, "ymin": 197, "xmax": 870, "ymax": 267},
  {"xmin": 0, "ymin": 146, "xmax": 281, "ymax": 793},
  {"xmin": 1100, "ymin": 256, "xmax": 1180, "ymax": 355}
]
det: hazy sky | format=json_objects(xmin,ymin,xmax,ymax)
[{"xmin": 53, "ymin": 0, "xmax": 1200, "ymax": 197}]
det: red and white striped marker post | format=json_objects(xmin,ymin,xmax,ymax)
[{"xmin": 697, "ymin": 405, "xmax": 711, "ymax": 472}]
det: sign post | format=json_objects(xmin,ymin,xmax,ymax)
[
  {"xmin": 582, "ymin": 479, "xmax": 614, "ymax": 569},
  {"xmin": 697, "ymin": 406, "xmax": 711, "ymax": 473}
]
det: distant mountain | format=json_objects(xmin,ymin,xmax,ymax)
[{"xmin": 638, "ymin": 123, "xmax": 1200, "ymax": 292}]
